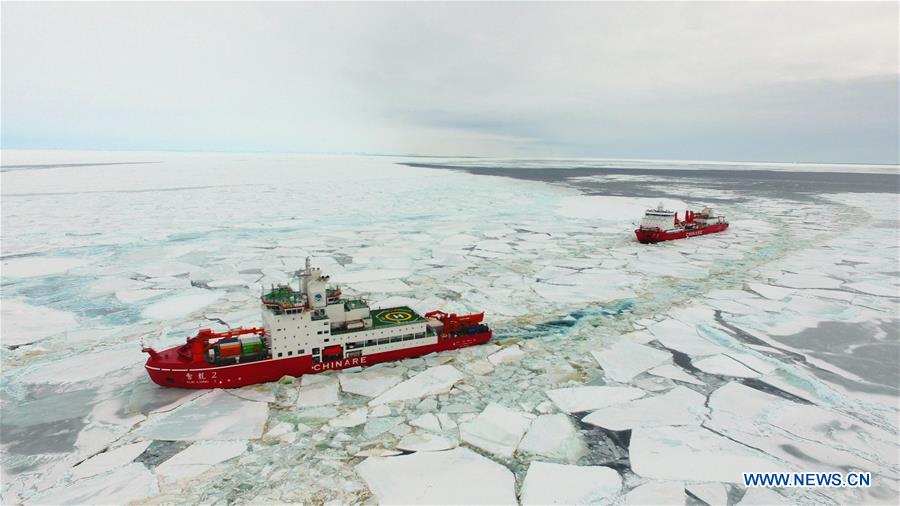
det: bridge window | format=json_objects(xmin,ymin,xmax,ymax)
[
  {"xmin": 391, "ymin": 336, "xmax": 402, "ymax": 343},
  {"xmin": 278, "ymin": 352, "xmax": 283, "ymax": 357},
  {"xmin": 366, "ymin": 339, "xmax": 376, "ymax": 346},
  {"xmin": 378, "ymin": 338, "xmax": 390, "ymax": 345},
  {"xmin": 288, "ymin": 351, "xmax": 293, "ymax": 356}
]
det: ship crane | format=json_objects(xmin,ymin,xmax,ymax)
[
  {"xmin": 164, "ymin": 327, "xmax": 266, "ymax": 364},
  {"xmin": 425, "ymin": 310, "xmax": 485, "ymax": 336}
]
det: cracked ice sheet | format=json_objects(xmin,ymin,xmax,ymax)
[
  {"xmin": 356, "ymin": 447, "xmax": 516, "ymax": 505},
  {"xmin": 155, "ymin": 441, "xmax": 248, "ymax": 482},
  {"xmin": 591, "ymin": 340, "xmax": 671, "ymax": 383},
  {"xmin": 581, "ymin": 386, "xmax": 707, "ymax": 430},
  {"xmin": 1, "ymin": 299, "xmax": 79, "ymax": 347},
  {"xmin": 369, "ymin": 364, "xmax": 464, "ymax": 406},
  {"xmin": 546, "ymin": 386, "xmax": 646, "ymax": 413},
  {"xmin": 338, "ymin": 366, "xmax": 405, "ymax": 397},
  {"xmin": 706, "ymin": 382, "xmax": 899, "ymax": 503},
  {"xmin": 27, "ymin": 463, "xmax": 158, "ymax": 505},
  {"xmin": 136, "ymin": 389, "xmax": 268, "ymax": 441},
  {"xmin": 459, "ymin": 402, "xmax": 533, "ymax": 458},
  {"xmin": 520, "ymin": 461, "xmax": 622, "ymax": 506}
]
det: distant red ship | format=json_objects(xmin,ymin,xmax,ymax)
[
  {"xmin": 143, "ymin": 259, "xmax": 492, "ymax": 388},
  {"xmin": 635, "ymin": 204, "xmax": 729, "ymax": 243}
]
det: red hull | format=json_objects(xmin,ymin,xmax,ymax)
[
  {"xmin": 634, "ymin": 222, "xmax": 729, "ymax": 243},
  {"xmin": 145, "ymin": 331, "xmax": 492, "ymax": 389}
]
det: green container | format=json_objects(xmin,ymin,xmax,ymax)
[{"xmin": 240, "ymin": 337, "xmax": 263, "ymax": 354}]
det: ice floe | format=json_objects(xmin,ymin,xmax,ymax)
[
  {"xmin": 624, "ymin": 481, "xmax": 685, "ymax": 505},
  {"xmin": 686, "ymin": 482, "xmax": 728, "ymax": 506},
  {"xmin": 338, "ymin": 366, "xmax": 405, "ymax": 398},
  {"xmin": 141, "ymin": 288, "xmax": 223, "ymax": 320},
  {"xmin": 296, "ymin": 375, "xmax": 340, "ymax": 407},
  {"xmin": 647, "ymin": 319, "xmax": 725, "ymax": 356},
  {"xmin": 520, "ymin": 461, "xmax": 622, "ymax": 505},
  {"xmin": 648, "ymin": 364, "xmax": 705, "ymax": 385},
  {"xmin": 70, "ymin": 440, "xmax": 152, "ymax": 481},
  {"xmin": 459, "ymin": 402, "xmax": 533, "ymax": 458},
  {"xmin": 630, "ymin": 425, "xmax": 783, "ymax": 483},
  {"xmin": 356, "ymin": 447, "xmax": 516, "ymax": 504},
  {"xmin": 487, "ymin": 344, "xmax": 525, "ymax": 366},
  {"xmin": 396, "ymin": 432, "xmax": 455, "ymax": 452},
  {"xmin": 28, "ymin": 463, "xmax": 158, "ymax": 505},
  {"xmin": 693, "ymin": 354, "xmax": 761, "ymax": 378},
  {"xmin": 518, "ymin": 413, "xmax": 587, "ymax": 463},
  {"xmin": 155, "ymin": 440, "xmax": 248, "ymax": 482},
  {"xmin": 2, "ymin": 256, "xmax": 91, "ymax": 278},
  {"xmin": 590, "ymin": 340, "xmax": 671, "ymax": 383},
  {"xmin": 369, "ymin": 364, "xmax": 464, "ymax": 406},
  {"xmin": 136, "ymin": 390, "xmax": 268, "ymax": 441},
  {"xmin": 1, "ymin": 299, "xmax": 78, "ymax": 347},
  {"xmin": 581, "ymin": 386, "xmax": 707, "ymax": 430},
  {"xmin": 545, "ymin": 386, "xmax": 646, "ymax": 413}
]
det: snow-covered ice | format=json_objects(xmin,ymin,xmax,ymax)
[
  {"xmin": 338, "ymin": 366, "xmax": 405, "ymax": 398},
  {"xmin": 581, "ymin": 386, "xmax": 707, "ymax": 430},
  {"xmin": 459, "ymin": 402, "xmax": 533, "ymax": 458},
  {"xmin": 590, "ymin": 340, "xmax": 671, "ymax": 383},
  {"xmin": 356, "ymin": 447, "xmax": 517, "ymax": 505},
  {"xmin": 369, "ymin": 365, "xmax": 465, "ymax": 406},
  {"xmin": 518, "ymin": 413, "xmax": 587, "ymax": 463},
  {"xmin": 136, "ymin": 390, "xmax": 268, "ymax": 440},
  {"xmin": 546, "ymin": 386, "xmax": 646, "ymax": 413},
  {"xmin": 520, "ymin": 461, "xmax": 622, "ymax": 505},
  {"xmin": 155, "ymin": 440, "xmax": 248, "ymax": 481}
]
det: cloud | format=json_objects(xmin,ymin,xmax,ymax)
[{"xmin": 2, "ymin": 2, "xmax": 897, "ymax": 162}]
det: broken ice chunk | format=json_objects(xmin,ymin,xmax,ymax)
[
  {"xmin": 296, "ymin": 376, "xmax": 340, "ymax": 407},
  {"xmin": 409, "ymin": 413, "xmax": 443, "ymax": 433},
  {"xmin": 356, "ymin": 447, "xmax": 516, "ymax": 505},
  {"xmin": 1, "ymin": 299, "xmax": 79, "ymax": 347},
  {"xmin": 141, "ymin": 288, "xmax": 222, "ymax": 320},
  {"xmin": 155, "ymin": 440, "xmax": 248, "ymax": 482},
  {"xmin": 338, "ymin": 367, "xmax": 405, "ymax": 398},
  {"xmin": 518, "ymin": 413, "xmax": 587, "ymax": 464},
  {"xmin": 590, "ymin": 340, "xmax": 671, "ymax": 383},
  {"xmin": 329, "ymin": 407, "xmax": 368, "ymax": 428},
  {"xmin": 520, "ymin": 461, "xmax": 622, "ymax": 505},
  {"xmin": 396, "ymin": 432, "xmax": 455, "ymax": 452},
  {"xmin": 647, "ymin": 319, "xmax": 725, "ymax": 356},
  {"xmin": 692, "ymin": 355, "xmax": 761, "ymax": 378},
  {"xmin": 686, "ymin": 482, "xmax": 728, "ymax": 506},
  {"xmin": 545, "ymin": 386, "xmax": 645, "ymax": 414},
  {"xmin": 648, "ymin": 364, "xmax": 705, "ymax": 386},
  {"xmin": 28, "ymin": 463, "xmax": 158, "ymax": 505},
  {"xmin": 70, "ymin": 441, "xmax": 152, "ymax": 481},
  {"xmin": 369, "ymin": 365, "xmax": 465, "ymax": 406},
  {"xmin": 487, "ymin": 344, "xmax": 525, "ymax": 366},
  {"xmin": 136, "ymin": 390, "xmax": 268, "ymax": 441},
  {"xmin": 630, "ymin": 425, "xmax": 782, "ymax": 483},
  {"xmin": 623, "ymin": 481, "xmax": 685, "ymax": 505},
  {"xmin": 581, "ymin": 386, "xmax": 707, "ymax": 431},
  {"xmin": 459, "ymin": 403, "xmax": 533, "ymax": 459}
]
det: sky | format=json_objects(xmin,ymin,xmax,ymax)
[{"xmin": 1, "ymin": 1, "xmax": 898, "ymax": 164}]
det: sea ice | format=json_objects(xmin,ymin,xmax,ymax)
[
  {"xmin": 1, "ymin": 256, "xmax": 90, "ymax": 278},
  {"xmin": 369, "ymin": 365, "xmax": 465, "ymax": 406},
  {"xmin": 581, "ymin": 386, "xmax": 707, "ymax": 430},
  {"xmin": 141, "ymin": 288, "xmax": 223, "ymax": 320},
  {"xmin": 70, "ymin": 441, "xmax": 152, "ymax": 481},
  {"xmin": 774, "ymin": 273, "xmax": 843, "ymax": 289},
  {"xmin": 545, "ymin": 386, "xmax": 645, "ymax": 414},
  {"xmin": 629, "ymin": 425, "xmax": 782, "ymax": 483},
  {"xmin": 356, "ymin": 447, "xmax": 516, "ymax": 505},
  {"xmin": 296, "ymin": 376, "xmax": 340, "ymax": 407},
  {"xmin": 155, "ymin": 440, "xmax": 248, "ymax": 482},
  {"xmin": 136, "ymin": 390, "xmax": 268, "ymax": 441},
  {"xmin": 517, "ymin": 413, "xmax": 587, "ymax": 463},
  {"xmin": 648, "ymin": 364, "xmax": 705, "ymax": 385},
  {"xmin": 27, "ymin": 463, "xmax": 157, "ymax": 505},
  {"xmin": 647, "ymin": 319, "xmax": 725, "ymax": 356},
  {"xmin": 519, "ymin": 461, "xmax": 622, "ymax": 505},
  {"xmin": 338, "ymin": 367, "xmax": 405, "ymax": 398},
  {"xmin": 746, "ymin": 282, "xmax": 795, "ymax": 300},
  {"xmin": 487, "ymin": 344, "xmax": 525, "ymax": 366},
  {"xmin": 738, "ymin": 488, "xmax": 791, "ymax": 505},
  {"xmin": 329, "ymin": 407, "xmax": 368, "ymax": 428},
  {"xmin": 459, "ymin": 403, "xmax": 533, "ymax": 458},
  {"xmin": 1, "ymin": 299, "xmax": 78, "ymax": 347},
  {"xmin": 590, "ymin": 340, "xmax": 671, "ymax": 383},
  {"xmin": 396, "ymin": 432, "xmax": 455, "ymax": 452},
  {"xmin": 623, "ymin": 481, "xmax": 685, "ymax": 505},
  {"xmin": 686, "ymin": 482, "xmax": 728, "ymax": 506},
  {"xmin": 693, "ymin": 355, "xmax": 761, "ymax": 378}
]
